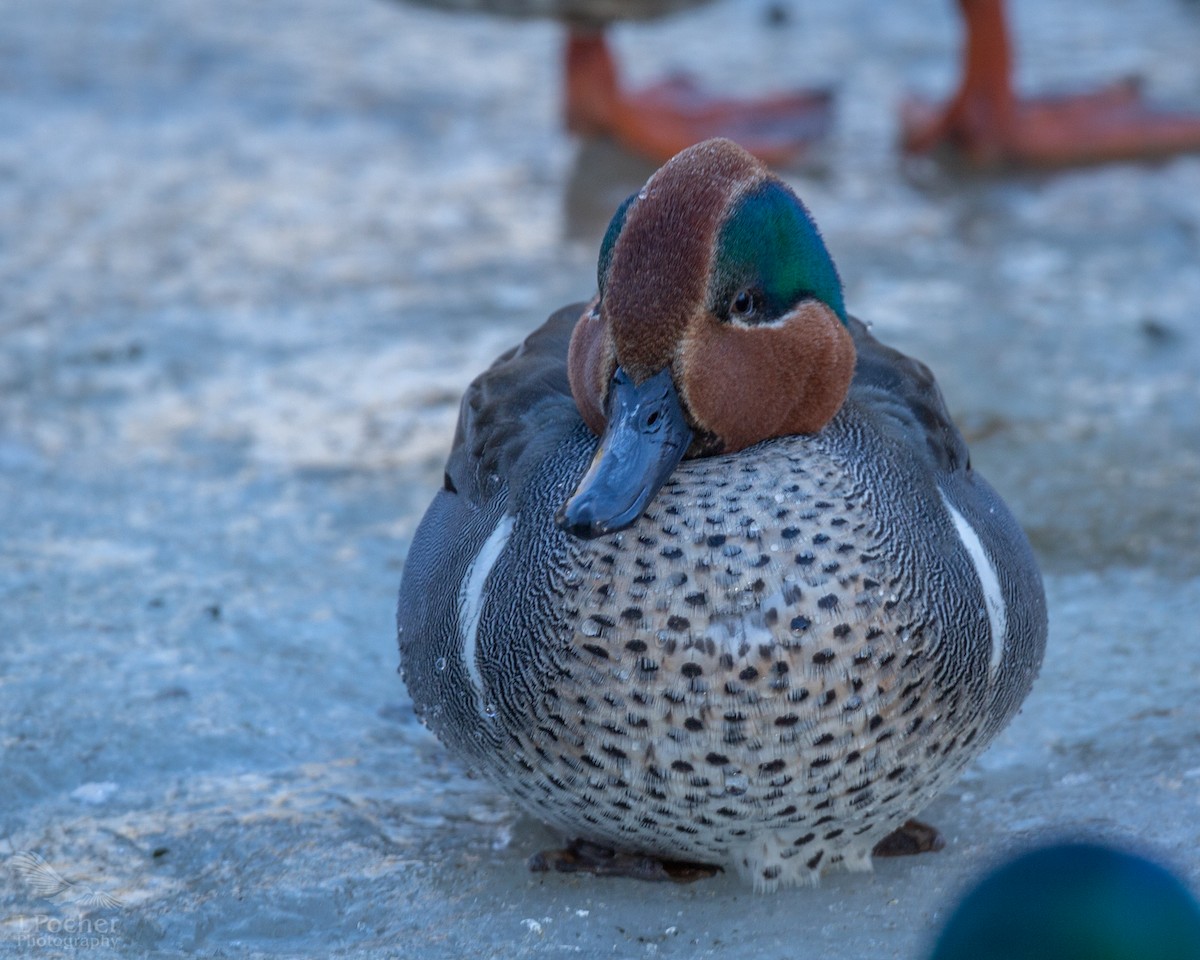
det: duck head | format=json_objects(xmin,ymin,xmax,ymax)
[{"xmin": 558, "ymin": 138, "xmax": 856, "ymax": 540}]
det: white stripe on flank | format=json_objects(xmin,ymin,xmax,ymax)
[
  {"xmin": 939, "ymin": 491, "xmax": 1007, "ymax": 677},
  {"xmin": 457, "ymin": 514, "xmax": 515, "ymax": 705}
]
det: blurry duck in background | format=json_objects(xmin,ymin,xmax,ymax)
[
  {"xmin": 929, "ymin": 842, "xmax": 1200, "ymax": 959},
  {"xmin": 390, "ymin": 0, "xmax": 1200, "ymax": 168},
  {"xmin": 395, "ymin": 0, "xmax": 833, "ymax": 165}
]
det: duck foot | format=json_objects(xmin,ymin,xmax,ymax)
[
  {"xmin": 903, "ymin": 81, "xmax": 1200, "ymax": 169},
  {"xmin": 564, "ymin": 29, "xmax": 832, "ymax": 166},
  {"xmin": 871, "ymin": 819, "xmax": 947, "ymax": 858},
  {"xmin": 901, "ymin": 0, "xmax": 1200, "ymax": 168},
  {"xmin": 528, "ymin": 838, "xmax": 722, "ymax": 883}
]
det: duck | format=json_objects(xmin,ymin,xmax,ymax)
[
  {"xmin": 387, "ymin": 0, "xmax": 1200, "ymax": 168},
  {"xmin": 390, "ymin": 0, "xmax": 832, "ymax": 165},
  {"xmin": 929, "ymin": 842, "xmax": 1200, "ymax": 959},
  {"xmin": 396, "ymin": 137, "xmax": 1049, "ymax": 890}
]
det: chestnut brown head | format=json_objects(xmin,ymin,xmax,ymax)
[{"xmin": 559, "ymin": 139, "xmax": 856, "ymax": 539}]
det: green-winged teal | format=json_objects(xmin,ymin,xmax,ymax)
[{"xmin": 397, "ymin": 138, "xmax": 1048, "ymax": 890}]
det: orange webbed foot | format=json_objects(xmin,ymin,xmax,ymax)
[
  {"xmin": 903, "ymin": 78, "xmax": 1200, "ymax": 168},
  {"xmin": 565, "ymin": 30, "xmax": 831, "ymax": 166},
  {"xmin": 902, "ymin": 0, "xmax": 1200, "ymax": 168}
]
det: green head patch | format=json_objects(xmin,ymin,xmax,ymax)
[
  {"xmin": 709, "ymin": 179, "xmax": 846, "ymax": 326},
  {"xmin": 597, "ymin": 191, "xmax": 637, "ymax": 296}
]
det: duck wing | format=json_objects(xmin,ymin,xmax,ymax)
[
  {"xmin": 844, "ymin": 315, "xmax": 969, "ymax": 477},
  {"xmin": 398, "ymin": 305, "xmax": 587, "ymax": 677},
  {"xmin": 444, "ymin": 303, "xmax": 586, "ymax": 511}
]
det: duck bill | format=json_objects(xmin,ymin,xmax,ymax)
[{"xmin": 557, "ymin": 366, "xmax": 693, "ymax": 540}]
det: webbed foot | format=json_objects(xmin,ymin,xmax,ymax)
[
  {"xmin": 565, "ymin": 30, "xmax": 831, "ymax": 166},
  {"xmin": 901, "ymin": 0, "xmax": 1200, "ymax": 168},
  {"xmin": 903, "ymin": 80, "xmax": 1200, "ymax": 169},
  {"xmin": 872, "ymin": 818, "xmax": 947, "ymax": 857},
  {"xmin": 528, "ymin": 838, "xmax": 722, "ymax": 883}
]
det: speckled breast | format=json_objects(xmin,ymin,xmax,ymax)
[{"xmin": 400, "ymin": 414, "xmax": 1030, "ymax": 885}]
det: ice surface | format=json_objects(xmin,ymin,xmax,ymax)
[{"xmin": 2, "ymin": 0, "xmax": 1200, "ymax": 956}]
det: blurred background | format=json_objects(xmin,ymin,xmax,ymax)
[{"xmin": 1, "ymin": 0, "xmax": 1199, "ymax": 957}]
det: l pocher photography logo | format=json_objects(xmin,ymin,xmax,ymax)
[{"xmin": 7, "ymin": 851, "xmax": 125, "ymax": 951}]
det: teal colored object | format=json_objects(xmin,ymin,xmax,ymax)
[
  {"xmin": 712, "ymin": 180, "xmax": 847, "ymax": 325},
  {"xmin": 931, "ymin": 843, "xmax": 1200, "ymax": 960}
]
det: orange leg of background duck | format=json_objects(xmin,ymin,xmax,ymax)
[
  {"xmin": 564, "ymin": 29, "xmax": 833, "ymax": 166},
  {"xmin": 902, "ymin": 0, "xmax": 1200, "ymax": 167}
]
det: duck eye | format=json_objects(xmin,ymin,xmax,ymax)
[{"xmin": 731, "ymin": 289, "xmax": 756, "ymax": 318}]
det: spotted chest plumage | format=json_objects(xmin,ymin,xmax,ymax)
[{"xmin": 406, "ymin": 406, "xmax": 1025, "ymax": 888}]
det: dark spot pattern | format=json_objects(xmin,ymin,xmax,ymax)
[{"xmin": 407, "ymin": 418, "xmax": 1043, "ymax": 890}]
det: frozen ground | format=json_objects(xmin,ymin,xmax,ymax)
[{"xmin": 2, "ymin": 0, "xmax": 1200, "ymax": 956}]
